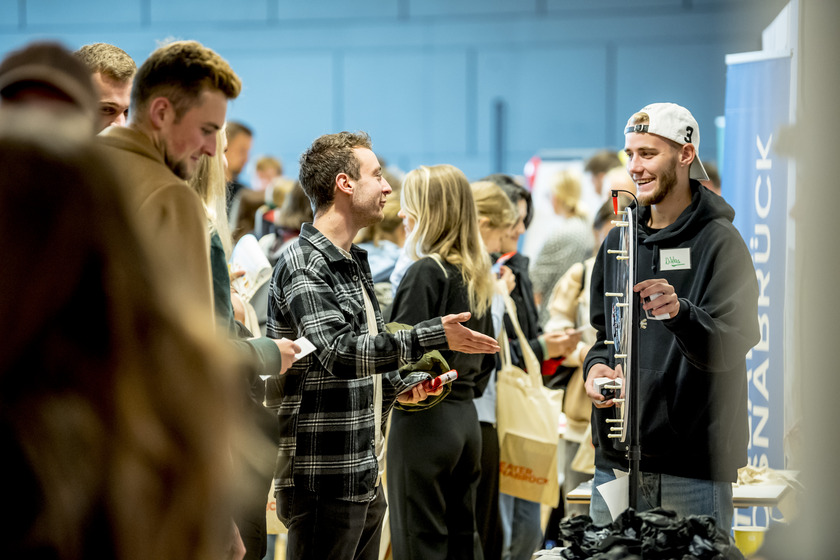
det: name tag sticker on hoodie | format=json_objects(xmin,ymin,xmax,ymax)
[{"xmin": 660, "ymin": 248, "xmax": 691, "ymax": 271}]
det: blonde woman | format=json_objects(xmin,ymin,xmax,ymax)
[
  {"xmin": 529, "ymin": 168, "xmax": 594, "ymax": 325},
  {"xmin": 387, "ymin": 165, "xmax": 498, "ymax": 560},
  {"xmin": 189, "ymin": 129, "xmax": 298, "ymax": 560},
  {"xmin": 471, "ymin": 180, "xmax": 518, "ymax": 257},
  {"xmin": 470, "ymin": 180, "xmax": 517, "ymax": 560}
]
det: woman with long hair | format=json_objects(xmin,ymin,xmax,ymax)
[
  {"xmin": 386, "ymin": 164, "xmax": 497, "ymax": 560},
  {"xmin": 469, "ymin": 180, "xmax": 517, "ymax": 560},
  {"xmin": 529, "ymin": 168, "xmax": 593, "ymax": 325},
  {"xmin": 188, "ymin": 128, "xmax": 298, "ymax": 560},
  {"xmin": 1, "ymin": 109, "xmax": 243, "ymax": 560}
]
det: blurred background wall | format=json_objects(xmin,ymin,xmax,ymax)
[{"xmin": 0, "ymin": 0, "xmax": 787, "ymax": 180}]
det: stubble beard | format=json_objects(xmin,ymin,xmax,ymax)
[
  {"xmin": 638, "ymin": 154, "xmax": 678, "ymax": 207},
  {"xmin": 353, "ymin": 199, "xmax": 384, "ymax": 229},
  {"xmin": 163, "ymin": 149, "xmax": 193, "ymax": 181}
]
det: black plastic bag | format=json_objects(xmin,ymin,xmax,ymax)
[{"xmin": 555, "ymin": 508, "xmax": 745, "ymax": 560}]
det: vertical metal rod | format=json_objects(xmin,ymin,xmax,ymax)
[
  {"xmin": 628, "ymin": 247, "xmax": 641, "ymax": 510},
  {"xmin": 613, "ymin": 189, "xmax": 642, "ymax": 511}
]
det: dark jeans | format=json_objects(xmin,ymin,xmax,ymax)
[
  {"xmin": 277, "ymin": 485, "xmax": 387, "ymax": 560},
  {"xmin": 236, "ymin": 493, "xmax": 268, "ymax": 560}
]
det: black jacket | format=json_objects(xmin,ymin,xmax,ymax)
[
  {"xmin": 584, "ymin": 182, "xmax": 760, "ymax": 482},
  {"xmin": 390, "ymin": 256, "xmax": 496, "ymax": 401},
  {"xmin": 499, "ymin": 252, "xmax": 545, "ymax": 365}
]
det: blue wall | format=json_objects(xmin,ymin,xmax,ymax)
[{"xmin": 0, "ymin": 0, "xmax": 786, "ymax": 181}]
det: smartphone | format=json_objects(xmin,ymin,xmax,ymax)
[
  {"xmin": 425, "ymin": 369, "xmax": 458, "ymax": 391},
  {"xmin": 399, "ymin": 369, "xmax": 458, "ymax": 394}
]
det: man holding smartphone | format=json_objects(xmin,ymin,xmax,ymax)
[{"xmin": 265, "ymin": 131, "xmax": 500, "ymax": 560}]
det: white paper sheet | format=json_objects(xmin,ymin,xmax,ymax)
[
  {"xmin": 596, "ymin": 469, "xmax": 629, "ymax": 521},
  {"xmin": 258, "ymin": 337, "xmax": 317, "ymax": 380},
  {"xmin": 230, "ymin": 233, "xmax": 272, "ymax": 303},
  {"xmin": 293, "ymin": 336, "xmax": 316, "ymax": 361}
]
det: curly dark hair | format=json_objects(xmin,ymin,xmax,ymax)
[{"xmin": 298, "ymin": 131, "xmax": 372, "ymax": 214}]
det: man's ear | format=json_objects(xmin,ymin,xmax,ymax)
[
  {"xmin": 147, "ymin": 97, "xmax": 173, "ymax": 130},
  {"xmin": 680, "ymin": 143, "xmax": 697, "ymax": 170},
  {"xmin": 335, "ymin": 172, "xmax": 353, "ymax": 196}
]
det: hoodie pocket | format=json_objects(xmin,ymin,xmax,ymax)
[{"xmin": 637, "ymin": 367, "xmax": 680, "ymax": 454}]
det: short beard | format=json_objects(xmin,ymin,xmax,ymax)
[
  {"xmin": 163, "ymin": 150, "xmax": 191, "ymax": 180},
  {"xmin": 638, "ymin": 153, "xmax": 678, "ymax": 206},
  {"xmin": 352, "ymin": 203, "xmax": 383, "ymax": 229}
]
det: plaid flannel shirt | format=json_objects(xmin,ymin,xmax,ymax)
[{"xmin": 265, "ymin": 223, "xmax": 448, "ymax": 502}]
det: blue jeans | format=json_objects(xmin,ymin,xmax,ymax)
[
  {"xmin": 589, "ymin": 467, "xmax": 733, "ymax": 531},
  {"xmin": 498, "ymin": 493, "xmax": 544, "ymax": 560}
]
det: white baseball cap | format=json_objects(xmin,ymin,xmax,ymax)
[{"xmin": 624, "ymin": 102, "xmax": 709, "ymax": 181}]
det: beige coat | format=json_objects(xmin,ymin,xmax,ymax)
[
  {"xmin": 545, "ymin": 258, "xmax": 597, "ymax": 475},
  {"xmin": 98, "ymin": 126, "xmax": 214, "ymax": 323},
  {"xmin": 545, "ymin": 259, "xmax": 595, "ymax": 441}
]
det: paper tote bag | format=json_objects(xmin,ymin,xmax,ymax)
[{"xmin": 496, "ymin": 296, "xmax": 562, "ymax": 506}]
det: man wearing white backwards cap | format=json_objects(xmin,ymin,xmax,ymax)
[{"xmin": 583, "ymin": 102, "xmax": 760, "ymax": 530}]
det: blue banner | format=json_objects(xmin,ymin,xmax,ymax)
[{"xmin": 723, "ymin": 54, "xmax": 791, "ymax": 527}]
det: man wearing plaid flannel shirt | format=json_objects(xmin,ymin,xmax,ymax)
[{"xmin": 265, "ymin": 131, "xmax": 500, "ymax": 560}]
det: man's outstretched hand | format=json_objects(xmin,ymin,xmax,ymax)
[{"xmin": 441, "ymin": 312, "xmax": 500, "ymax": 354}]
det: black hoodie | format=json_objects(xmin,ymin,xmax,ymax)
[{"xmin": 584, "ymin": 181, "xmax": 760, "ymax": 482}]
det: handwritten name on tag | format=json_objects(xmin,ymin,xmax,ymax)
[{"xmin": 660, "ymin": 248, "xmax": 691, "ymax": 271}]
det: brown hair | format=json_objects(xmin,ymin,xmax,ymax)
[
  {"xmin": 0, "ymin": 109, "xmax": 241, "ymax": 560},
  {"xmin": 255, "ymin": 155, "xmax": 283, "ymax": 176},
  {"xmin": 275, "ymin": 180, "xmax": 314, "ymax": 230},
  {"xmin": 131, "ymin": 40, "xmax": 241, "ymax": 121},
  {"xmin": 74, "ymin": 43, "xmax": 136, "ymax": 82},
  {"xmin": 298, "ymin": 131, "xmax": 372, "ymax": 214},
  {"xmin": 225, "ymin": 120, "xmax": 252, "ymax": 142},
  {"xmin": 585, "ymin": 149, "xmax": 622, "ymax": 175},
  {"xmin": 0, "ymin": 41, "xmax": 98, "ymax": 127}
]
